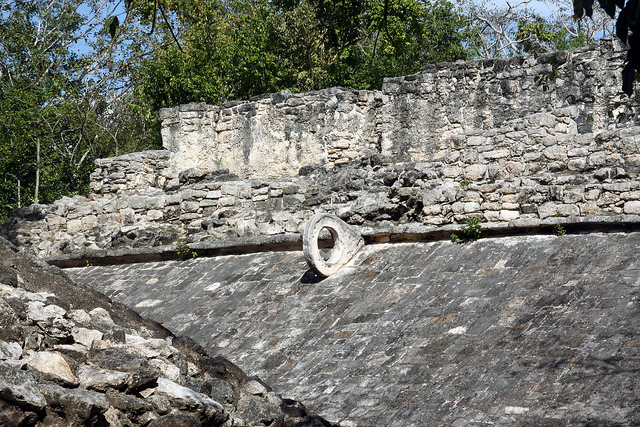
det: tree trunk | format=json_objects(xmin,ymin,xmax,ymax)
[{"xmin": 35, "ymin": 137, "xmax": 40, "ymax": 204}]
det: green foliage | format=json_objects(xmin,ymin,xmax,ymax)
[
  {"xmin": 132, "ymin": 0, "xmax": 473, "ymax": 108},
  {"xmin": 516, "ymin": 18, "xmax": 589, "ymax": 55},
  {"xmin": 461, "ymin": 0, "xmax": 602, "ymax": 59},
  {"xmin": 0, "ymin": 0, "xmax": 161, "ymax": 221},
  {"xmin": 461, "ymin": 216, "xmax": 483, "ymax": 239},
  {"xmin": 554, "ymin": 224, "xmax": 566, "ymax": 236},
  {"xmin": 451, "ymin": 216, "xmax": 483, "ymax": 242},
  {"xmin": 175, "ymin": 236, "xmax": 198, "ymax": 260}
]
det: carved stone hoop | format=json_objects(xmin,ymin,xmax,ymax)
[{"xmin": 303, "ymin": 213, "xmax": 364, "ymax": 278}]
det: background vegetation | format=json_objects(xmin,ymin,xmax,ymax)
[{"xmin": 0, "ymin": 0, "xmax": 609, "ymax": 220}]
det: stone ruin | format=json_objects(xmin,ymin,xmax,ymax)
[
  {"xmin": 2, "ymin": 38, "xmax": 640, "ymax": 426},
  {"xmin": 3, "ymin": 38, "xmax": 640, "ymax": 263}
]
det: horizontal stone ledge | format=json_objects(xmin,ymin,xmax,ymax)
[
  {"xmin": 47, "ymin": 215, "xmax": 640, "ymax": 268},
  {"xmin": 45, "ymin": 234, "xmax": 305, "ymax": 268},
  {"xmin": 361, "ymin": 214, "xmax": 640, "ymax": 243}
]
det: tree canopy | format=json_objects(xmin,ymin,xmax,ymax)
[
  {"xmin": 0, "ymin": 0, "xmax": 158, "ymax": 219},
  {"xmin": 128, "ymin": 0, "xmax": 473, "ymax": 110}
]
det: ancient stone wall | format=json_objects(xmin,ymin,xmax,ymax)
[
  {"xmin": 4, "ymin": 105, "xmax": 640, "ymax": 259},
  {"xmin": 90, "ymin": 150, "xmax": 174, "ymax": 196},
  {"xmin": 161, "ymin": 39, "xmax": 636, "ymax": 178}
]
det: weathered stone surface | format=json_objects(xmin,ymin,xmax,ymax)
[
  {"xmin": 237, "ymin": 394, "xmax": 284, "ymax": 427},
  {"xmin": 72, "ymin": 327, "xmax": 103, "ymax": 347},
  {"xmin": 4, "ymin": 37, "xmax": 640, "ymax": 427},
  {"xmin": 39, "ymin": 382, "xmax": 110, "ymax": 425},
  {"xmin": 158, "ymin": 40, "xmax": 634, "ymax": 178},
  {"xmin": 155, "ymin": 377, "xmax": 225, "ymax": 424},
  {"xmin": 0, "ymin": 362, "xmax": 46, "ymax": 411},
  {"xmin": 146, "ymin": 413, "xmax": 203, "ymax": 427},
  {"xmin": 0, "ymin": 399, "xmax": 32, "ymax": 426},
  {"xmin": 69, "ymin": 232, "xmax": 640, "ymax": 426},
  {"xmin": 89, "ymin": 348, "xmax": 159, "ymax": 392},
  {"xmin": 0, "ymin": 341, "xmax": 21, "ymax": 361},
  {"xmin": 5, "ymin": 40, "xmax": 640, "ymax": 262},
  {"xmin": 26, "ymin": 351, "xmax": 78, "ymax": 387},
  {"xmin": 78, "ymin": 364, "xmax": 129, "ymax": 392}
]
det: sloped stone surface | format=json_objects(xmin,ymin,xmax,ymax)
[{"xmin": 69, "ymin": 232, "xmax": 640, "ymax": 426}]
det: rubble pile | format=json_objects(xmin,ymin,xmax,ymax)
[{"xmin": 0, "ymin": 236, "xmax": 334, "ymax": 427}]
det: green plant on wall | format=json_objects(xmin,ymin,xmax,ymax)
[
  {"xmin": 554, "ymin": 224, "xmax": 566, "ymax": 236},
  {"xmin": 451, "ymin": 216, "xmax": 483, "ymax": 242},
  {"xmin": 175, "ymin": 236, "xmax": 198, "ymax": 260}
]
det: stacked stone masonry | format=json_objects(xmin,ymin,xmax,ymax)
[
  {"xmin": 3, "ymin": 39, "xmax": 640, "ymax": 258},
  {"xmin": 160, "ymin": 39, "xmax": 635, "ymax": 178}
]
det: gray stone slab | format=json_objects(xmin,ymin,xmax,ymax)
[{"xmin": 67, "ymin": 232, "xmax": 640, "ymax": 426}]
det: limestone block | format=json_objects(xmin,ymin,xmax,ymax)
[
  {"xmin": 538, "ymin": 201, "xmax": 558, "ymax": 219},
  {"xmin": 156, "ymin": 377, "xmax": 224, "ymax": 412},
  {"xmin": 181, "ymin": 201, "xmax": 200, "ymax": 213},
  {"xmin": 556, "ymin": 204, "xmax": 580, "ymax": 216},
  {"xmin": 624, "ymin": 200, "xmax": 640, "ymax": 214},
  {"xmin": 119, "ymin": 208, "xmax": 135, "ymax": 224},
  {"xmin": 568, "ymin": 147, "xmax": 588, "ymax": 157},
  {"xmin": 451, "ymin": 202, "xmax": 465, "ymax": 214},
  {"xmin": 0, "ymin": 363, "xmax": 46, "ymax": 410},
  {"xmin": 67, "ymin": 219, "xmax": 82, "ymax": 235},
  {"xmin": 199, "ymin": 199, "xmax": 218, "ymax": 207},
  {"xmin": 543, "ymin": 146, "xmax": 567, "ymax": 160},
  {"xmin": 580, "ymin": 202, "xmax": 600, "ymax": 215},
  {"xmin": 585, "ymin": 189, "xmax": 601, "ymax": 200},
  {"xmin": 624, "ymin": 190, "xmax": 640, "ymax": 200},
  {"xmin": 72, "ymin": 327, "xmax": 103, "ymax": 348},
  {"xmin": 482, "ymin": 149, "xmax": 510, "ymax": 160},
  {"xmin": 81, "ymin": 215, "xmax": 98, "ymax": 230},
  {"xmin": 587, "ymin": 151, "xmax": 607, "ymax": 167},
  {"xmin": 563, "ymin": 190, "xmax": 584, "ymax": 204},
  {"xmin": 464, "ymin": 164, "xmax": 487, "ymax": 181},
  {"xmin": 98, "ymin": 213, "xmax": 119, "ymax": 226},
  {"xmin": 422, "ymin": 204, "xmax": 441, "ymax": 215},
  {"xmin": 483, "ymin": 210, "xmax": 500, "ymax": 221},
  {"xmin": 463, "ymin": 202, "xmax": 481, "ymax": 213},
  {"xmin": 26, "ymin": 351, "xmax": 78, "ymax": 387},
  {"xmin": 603, "ymin": 182, "xmax": 631, "ymax": 192},
  {"xmin": 443, "ymin": 167, "xmax": 462, "ymax": 179},
  {"xmin": 505, "ymin": 161, "xmax": 525, "ymax": 176},
  {"xmin": 568, "ymin": 158, "xmax": 587, "ymax": 171},
  {"xmin": 0, "ymin": 341, "xmax": 22, "ymax": 361},
  {"xmin": 499, "ymin": 210, "xmax": 520, "ymax": 221},
  {"xmin": 467, "ymin": 136, "xmax": 488, "ymax": 146},
  {"xmin": 218, "ymin": 197, "xmax": 236, "ymax": 207}
]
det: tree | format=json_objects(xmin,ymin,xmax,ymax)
[
  {"xmin": 128, "ymin": 0, "xmax": 474, "ymax": 109},
  {"xmin": 574, "ymin": 0, "xmax": 640, "ymax": 95},
  {"xmin": 459, "ymin": 0, "xmax": 611, "ymax": 58},
  {"xmin": 0, "ymin": 0, "xmax": 160, "ymax": 220}
]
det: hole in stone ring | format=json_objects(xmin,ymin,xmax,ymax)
[{"xmin": 317, "ymin": 226, "xmax": 342, "ymax": 266}]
